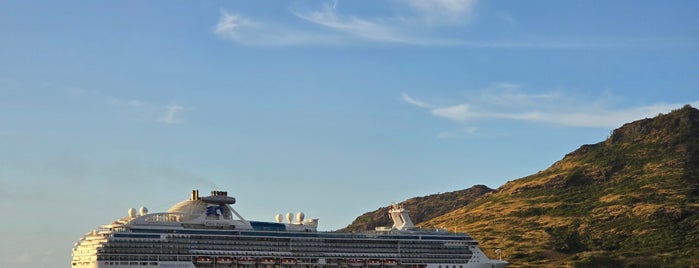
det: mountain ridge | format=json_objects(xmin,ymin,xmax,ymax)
[
  {"xmin": 340, "ymin": 184, "xmax": 494, "ymax": 232},
  {"xmin": 344, "ymin": 104, "xmax": 699, "ymax": 267}
]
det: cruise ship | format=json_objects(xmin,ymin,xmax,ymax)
[{"xmin": 72, "ymin": 190, "xmax": 507, "ymax": 268}]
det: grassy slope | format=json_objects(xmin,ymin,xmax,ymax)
[
  {"xmin": 421, "ymin": 105, "xmax": 699, "ymax": 267},
  {"xmin": 340, "ymin": 185, "xmax": 494, "ymax": 232}
]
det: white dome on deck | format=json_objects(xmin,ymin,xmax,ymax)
[
  {"xmin": 128, "ymin": 208, "xmax": 137, "ymax": 218},
  {"xmin": 167, "ymin": 199, "xmax": 208, "ymax": 215},
  {"xmin": 139, "ymin": 206, "xmax": 148, "ymax": 216}
]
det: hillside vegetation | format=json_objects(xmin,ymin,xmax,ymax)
[
  {"xmin": 345, "ymin": 105, "xmax": 699, "ymax": 267},
  {"xmin": 340, "ymin": 185, "xmax": 493, "ymax": 232}
]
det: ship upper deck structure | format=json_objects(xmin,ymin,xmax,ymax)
[{"xmin": 72, "ymin": 190, "xmax": 507, "ymax": 268}]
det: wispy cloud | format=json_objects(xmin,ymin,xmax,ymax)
[
  {"xmin": 214, "ymin": 9, "xmax": 343, "ymax": 46},
  {"xmin": 400, "ymin": 93, "xmax": 431, "ymax": 108},
  {"xmin": 215, "ymin": 1, "xmax": 482, "ymax": 47},
  {"xmin": 111, "ymin": 97, "xmax": 187, "ymax": 124},
  {"xmin": 402, "ymin": 84, "xmax": 699, "ymax": 129},
  {"xmin": 406, "ymin": 0, "xmax": 478, "ymax": 25},
  {"xmin": 213, "ymin": 1, "xmax": 622, "ymax": 48},
  {"xmin": 158, "ymin": 105, "xmax": 185, "ymax": 124},
  {"xmin": 437, "ymin": 127, "xmax": 478, "ymax": 139},
  {"xmin": 291, "ymin": 3, "xmax": 415, "ymax": 44},
  {"xmin": 67, "ymin": 89, "xmax": 187, "ymax": 124}
]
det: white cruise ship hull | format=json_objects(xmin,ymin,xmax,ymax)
[{"xmin": 72, "ymin": 190, "xmax": 507, "ymax": 268}]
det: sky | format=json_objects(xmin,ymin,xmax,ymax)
[{"xmin": 1, "ymin": 0, "xmax": 698, "ymax": 267}]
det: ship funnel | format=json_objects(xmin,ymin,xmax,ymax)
[
  {"xmin": 191, "ymin": 190, "xmax": 199, "ymax": 200},
  {"xmin": 388, "ymin": 203, "xmax": 416, "ymax": 231}
]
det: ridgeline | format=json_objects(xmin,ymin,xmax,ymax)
[
  {"xmin": 343, "ymin": 105, "xmax": 699, "ymax": 267},
  {"xmin": 340, "ymin": 185, "xmax": 494, "ymax": 232}
]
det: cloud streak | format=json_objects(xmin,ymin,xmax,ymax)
[
  {"xmin": 214, "ymin": 9, "xmax": 344, "ymax": 46},
  {"xmin": 68, "ymin": 89, "xmax": 187, "ymax": 124},
  {"xmin": 213, "ymin": 1, "xmax": 626, "ymax": 48},
  {"xmin": 402, "ymin": 85, "xmax": 699, "ymax": 129},
  {"xmin": 158, "ymin": 105, "xmax": 184, "ymax": 124},
  {"xmin": 214, "ymin": 1, "xmax": 480, "ymax": 47},
  {"xmin": 291, "ymin": 4, "xmax": 417, "ymax": 44},
  {"xmin": 406, "ymin": 0, "xmax": 478, "ymax": 25},
  {"xmin": 111, "ymin": 97, "xmax": 187, "ymax": 124},
  {"xmin": 400, "ymin": 93, "xmax": 431, "ymax": 108}
]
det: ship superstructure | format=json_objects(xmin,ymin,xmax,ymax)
[{"xmin": 72, "ymin": 190, "xmax": 507, "ymax": 268}]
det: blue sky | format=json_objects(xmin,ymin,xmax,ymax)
[{"xmin": 1, "ymin": 0, "xmax": 698, "ymax": 267}]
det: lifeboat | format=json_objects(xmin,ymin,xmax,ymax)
[
  {"xmin": 237, "ymin": 257, "xmax": 257, "ymax": 265},
  {"xmin": 281, "ymin": 258, "xmax": 297, "ymax": 265},
  {"xmin": 260, "ymin": 258, "xmax": 277, "ymax": 265},
  {"xmin": 367, "ymin": 259, "xmax": 382, "ymax": 266},
  {"xmin": 217, "ymin": 257, "xmax": 234, "ymax": 264},
  {"xmin": 383, "ymin": 259, "xmax": 399, "ymax": 266},
  {"xmin": 195, "ymin": 256, "xmax": 213, "ymax": 264},
  {"xmin": 347, "ymin": 259, "xmax": 365, "ymax": 267}
]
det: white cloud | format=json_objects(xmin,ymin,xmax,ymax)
[
  {"xmin": 128, "ymin": 100, "xmax": 143, "ymax": 107},
  {"xmin": 432, "ymin": 104, "xmax": 474, "ymax": 122},
  {"xmin": 159, "ymin": 105, "xmax": 184, "ymax": 124},
  {"xmin": 216, "ymin": 1, "xmax": 480, "ymax": 47},
  {"xmin": 214, "ymin": 10, "xmax": 255, "ymax": 36},
  {"xmin": 403, "ymin": 85, "xmax": 699, "ymax": 128},
  {"xmin": 407, "ymin": 0, "xmax": 478, "ymax": 25},
  {"xmin": 214, "ymin": 9, "xmax": 343, "ymax": 46},
  {"xmin": 213, "ymin": 1, "xmax": 616, "ymax": 48},
  {"xmin": 437, "ymin": 127, "xmax": 478, "ymax": 139},
  {"xmin": 291, "ymin": 3, "xmax": 423, "ymax": 44},
  {"xmin": 401, "ymin": 93, "xmax": 431, "ymax": 108},
  {"xmin": 473, "ymin": 83, "xmax": 561, "ymax": 109},
  {"xmin": 69, "ymin": 90, "xmax": 186, "ymax": 124},
  {"xmin": 535, "ymin": 103, "xmax": 699, "ymax": 128}
]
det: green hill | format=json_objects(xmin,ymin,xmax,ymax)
[
  {"xmin": 340, "ymin": 185, "xmax": 493, "ymax": 232},
  {"xmin": 345, "ymin": 105, "xmax": 699, "ymax": 267}
]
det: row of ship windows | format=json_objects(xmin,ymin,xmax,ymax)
[
  {"xmin": 87, "ymin": 247, "xmax": 467, "ymax": 256},
  {"xmin": 73, "ymin": 261, "xmax": 158, "ymax": 266},
  {"xmin": 111, "ymin": 236, "xmax": 471, "ymax": 250},
  {"xmin": 99, "ymin": 245, "xmax": 468, "ymax": 255},
  {"xmin": 97, "ymin": 243, "xmax": 471, "ymax": 255},
  {"xmin": 172, "ymin": 238, "xmax": 404, "ymax": 247},
  {"xmin": 77, "ymin": 262, "xmax": 470, "ymax": 268},
  {"xmin": 109, "ymin": 238, "xmax": 458, "ymax": 250},
  {"xmin": 100, "ymin": 248, "xmax": 446, "ymax": 255},
  {"xmin": 195, "ymin": 240, "xmax": 449, "ymax": 248},
  {"xmin": 97, "ymin": 247, "xmax": 467, "ymax": 255},
  {"xmin": 129, "ymin": 229, "xmax": 471, "ymax": 241},
  {"xmin": 97, "ymin": 255, "xmax": 189, "ymax": 261},
  {"xmin": 92, "ymin": 255, "xmax": 471, "ymax": 264},
  {"xmin": 104, "ymin": 240, "xmax": 463, "ymax": 250},
  {"xmin": 99, "ymin": 246, "xmax": 467, "ymax": 256},
  {"xmin": 173, "ymin": 234, "xmax": 466, "ymax": 244},
  {"xmin": 97, "ymin": 248, "xmax": 471, "ymax": 261},
  {"xmin": 99, "ymin": 250, "xmax": 470, "ymax": 260}
]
